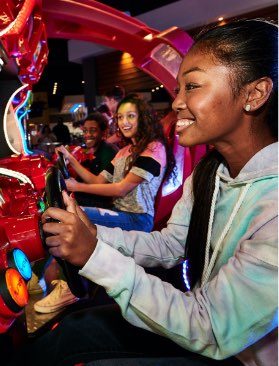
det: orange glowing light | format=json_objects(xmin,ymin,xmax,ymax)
[{"xmin": 5, "ymin": 268, "xmax": 28, "ymax": 307}]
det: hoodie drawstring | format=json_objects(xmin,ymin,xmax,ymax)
[{"xmin": 201, "ymin": 174, "xmax": 252, "ymax": 287}]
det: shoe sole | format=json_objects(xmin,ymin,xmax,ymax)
[{"xmin": 34, "ymin": 297, "xmax": 79, "ymax": 314}]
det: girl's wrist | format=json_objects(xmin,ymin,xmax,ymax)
[
  {"xmin": 68, "ymin": 155, "xmax": 77, "ymax": 166},
  {"xmin": 75, "ymin": 182, "xmax": 83, "ymax": 192}
]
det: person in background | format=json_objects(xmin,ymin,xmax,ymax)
[
  {"xmin": 71, "ymin": 120, "xmax": 83, "ymax": 145},
  {"xmin": 52, "ymin": 117, "xmax": 71, "ymax": 145},
  {"xmin": 32, "ymin": 112, "xmax": 118, "ymax": 313},
  {"xmin": 96, "ymin": 102, "xmax": 113, "ymax": 137},
  {"xmin": 67, "ymin": 112, "xmax": 118, "ymax": 208},
  {"xmin": 11, "ymin": 19, "xmax": 277, "ymax": 366},
  {"xmin": 37, "ymin": 124, "xmax": 57, "ymax": 156},
  {"xmin": 102, "ymin": 85, "xmax": 125, "ymax": 145},
  {"xmin": 102, "ymin": 85, "xmax": 125, "ymax": 119},
  {"xmin": 60, "ymin": 94, "xmax": 176, "ymax": 232}
]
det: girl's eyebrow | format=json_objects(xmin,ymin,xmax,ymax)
[
  {"xmin": 117, "ymin": 111, "xmax": 137, "ymax": 114},
  {"xmin": 181, "ymin": 66, "xmax": 205, "ymax": 77}
]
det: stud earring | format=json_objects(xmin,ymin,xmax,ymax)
[{"xmin": 244, "ymin": 104, "xmax": 251, "ymax": 112}]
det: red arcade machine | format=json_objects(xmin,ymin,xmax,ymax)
[
  {"xmin": 0, "ymin": 0, "xmax": 206, "ymax": 353},
  {"xmin": 0, "ymin": 0, "xmax": 49, "ymax": 339}
]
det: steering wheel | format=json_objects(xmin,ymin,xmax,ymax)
[
  {"xmin": 56, "ymin": 151, "xmax": 70, "ymax": 179},
  {"xmin": 44, "ymin": 166, "xmax": 88, "ymax": 298}
]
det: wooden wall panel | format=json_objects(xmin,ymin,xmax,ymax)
[{"xmin": 95, "ymin": 51, "xmax": 159, "ymax": 95}]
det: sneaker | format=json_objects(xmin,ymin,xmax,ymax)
[
  {"xmin": 34, "ymin": 280, "xmax": 79, "ymax": 313},
  {"xmin": 27, "ymin": 272, "xmax": 46, "ymax": 295}
]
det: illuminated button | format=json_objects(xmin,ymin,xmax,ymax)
[
  {"xmin": 6, "ymin": 268, "xmax": 28, "ymax": 307},
  {"xmin": 0, "ymin": 268, "xmax": 29, "ymax": 313},
  {"xmin": 37, "ymin": 197, "xmax": 46, "ymax": 213},
  {"xmin": 8, "ymin": 248, "xmax": 32, "ymax": 281}
]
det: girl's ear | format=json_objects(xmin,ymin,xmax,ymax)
[{"xmin": 244, "ymin": 77, "xmax": 273, "ymax": 111}]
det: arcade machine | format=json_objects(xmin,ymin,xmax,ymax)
[
  {"xmin": 0, "ymin": 1, "xmax": 50, "ymax": 358},
  {"xmin": 0, "ymin": 0, "xmax": 207, "ymax": 360}
]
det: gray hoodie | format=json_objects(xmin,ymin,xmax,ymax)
[{"xmin": 80, "ymin": 142, "xmax": 278, "ymax": 366}]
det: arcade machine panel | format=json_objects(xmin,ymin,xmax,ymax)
[
  {"xmin": 0, "ymin": 0, "xmax": 50, "ymax": 192},
  {"xmin": 0, "ymin": 1, "xmax": 50, "ymax": 350}
]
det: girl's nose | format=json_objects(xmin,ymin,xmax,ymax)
[{"xmin": 172, "ymin": 95, "xmax": 187, "ymax": 112}]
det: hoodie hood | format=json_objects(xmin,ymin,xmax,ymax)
[
  {"xmin": 218, "ymin": 142, "xmax": 278, "ymax": 185},
  {"xmin": 201, "ymin": 142, "xmax": 278, "ymax": 286}
]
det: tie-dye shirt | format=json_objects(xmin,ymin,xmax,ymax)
[{"xmin": 100, "ymin": 141, "xmax": 166, "ymax": 216}]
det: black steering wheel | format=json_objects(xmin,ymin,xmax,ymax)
[
  {"xmin": 56, "ymin": 151, "xmax": 70, "ymax": 179},
  {"xmin": 44, "ymin": 166, "xmax": 87, "ymax": 298}
]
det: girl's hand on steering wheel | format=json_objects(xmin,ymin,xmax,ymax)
[
  {"xmin": 65, "ymin": 177, "xmax": 79, "ymax": 192},
  {"xmin": 41, "ymin": 191, "xmax": 97, "ymax": 267},
  {"xmin": 63, "ymin": 191, "xmax": 96, "ymax": 233}
]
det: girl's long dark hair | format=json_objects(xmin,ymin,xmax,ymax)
[
  {"xmin": 185, "ymin": 19, "xmax": 278, "ymax": 289},
  {"xmin": 185, "ymin": 149, "xmax": 223, "ymax": 288},
  {"xmin": 116, "ymin": 94, "xmax": 176, "ymax": 181}
]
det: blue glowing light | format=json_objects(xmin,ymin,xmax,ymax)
[
  {"xmin": 14, "ymin": 89, "xmax": 33, "ymax": 155},
  {"xmin": 182, "ymin": 259, "xmax": 190, "ymax": 291},
  {"xmin": 12, "ymin": 248, "xmax": 32, "ymax": 281},
  {"xmin": 69, "ymin": 103, "xmax": 84, "ymax": 113}
]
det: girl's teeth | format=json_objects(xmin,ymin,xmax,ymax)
[{"xmin": 177, "ymin": 119, "xmax": 194, "ymax": 127}]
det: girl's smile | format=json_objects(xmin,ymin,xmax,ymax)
[{"xmin": 176, "ymin": 118, "xmax": 195, "ymax": 134}]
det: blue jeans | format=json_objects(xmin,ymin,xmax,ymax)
[{"xmin": 82, "ymin": 207, "xmax": 154, "ymax": 232}]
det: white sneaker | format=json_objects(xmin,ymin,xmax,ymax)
[
  {"xmin": 27, "ymin": 272, "xmax": 46, "ymax": 295},
  {"xmin": 34, "ymin": 280, "xmax": 79, "ymax": 313}
]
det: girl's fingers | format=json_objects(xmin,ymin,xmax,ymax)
[
  {"xmin": 41, "ymin": 207, "xmax": 68, "ymax": 224},
  {"xmin": 62, "ymin": 190, "xmax": 77, "ymax": 214},
  {"xmin": 76, "ymin": 205, "xmax": 93, "ymax": 228}
]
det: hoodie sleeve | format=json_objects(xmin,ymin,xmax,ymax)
[
  {"xmin": 79, "ymin": 177, "xmax": 278, "ymax": 360},
  {"xmin": 90, "ymin": 175, "xmax": 193, "ymax": 268}
]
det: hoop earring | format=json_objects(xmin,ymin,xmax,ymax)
[{"xmin": 244, "ymin": 104, "xmax": 251, "ymax": 112}]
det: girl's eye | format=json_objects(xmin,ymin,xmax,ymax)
[
  {"xmin": 128, "ymin": 113, "xmax": 137, "ymax": 120},
  {"xmin": 185, "ymin": 83, "xmax": 198, "ymax": 91},
  {"xmin": 174, "ymin": 83, "xmax": 197, "ymax": 94}
]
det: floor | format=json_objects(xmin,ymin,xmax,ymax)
[
  {"xmin": 24, "ymin": 283, "xmax": 111, "ymax": 337},
  {"xmin": 25, "ymin": 291, "xmax": 63, "ymax": 335}
]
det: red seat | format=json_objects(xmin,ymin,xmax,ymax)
[{"xmin": 153, "ymin": 117, "xmax": 207, "ymax": 231}]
